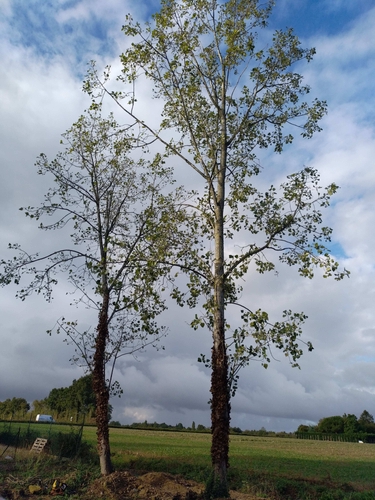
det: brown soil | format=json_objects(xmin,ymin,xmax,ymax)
[
  {"xmin": 1, "ymin": 465, "xmax": 262, "ymax": 500},
  {"xmin": 0, "ymin": 447, "xmax": 263, "ymax": 499},
  {"xmin": 81, "ymin": 470, "xmax": 263, "ymax": 500}
]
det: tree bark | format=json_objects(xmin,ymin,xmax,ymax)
[
  {"xmin": 210, "ymin": 170, "xmax": 230, "ymax": 496},
  {"xmin": 210, "ymin": 324, "xmax": 230, "ymax": 494},
  {"xmin": 93, "ymin": 292, "xmax": 113, "ymax": 475}
]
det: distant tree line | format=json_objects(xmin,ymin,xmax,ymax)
[
  {"xmin": 297, "ymin": 410, "xmax": 375, "ymax": 434},
  {"xmin": 123, "ymin": 420, "xmax": 211, "ymax": 432},
  {"xmin": 114, "ymin": 420, "xmax": 294, "ymax": 438},
  {"xmin": 0, "ymin": 374, "xmax": 103, "ymax": 423},
  {"xmin": 297, "ymin": 410, "xmax": 375, "ymax": 442},
  {"xmin": 33, "ymin": 374, "xmax": 98, "ymax": 422},
  {"xmin": 0, "ymin": 397, "xmax": 30, "ymax": 419}
]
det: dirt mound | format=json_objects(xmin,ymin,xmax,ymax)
[
  {"xmin": 83, "ymin": 470, "xmax": 203, "ymax": 499},
  {"xmin": 82, "ymin": 471, "xmax": 261, "ymax": 500},
  {"xmin": 0, "ymin": 448, "xmax": 261, "ymax": 500}
]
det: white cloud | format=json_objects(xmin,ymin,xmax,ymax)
[
  {"xmin": 1, "ymin": 0, "xmax": 375, "ymax": 434},
  {"xmin": 56, "ymin": 0, "xmax": 135, "ymax": 24}
]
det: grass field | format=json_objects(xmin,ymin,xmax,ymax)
[
  {"xmin": 2, "ymin": 423, "xmax": 375, "ymax": 498},
  {"xmin": 85, "ymin": 427, "xmax": 375, "ymax": 493}
]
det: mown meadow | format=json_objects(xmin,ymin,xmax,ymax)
[
  {"xmin": 95, "ymin": 427, "xmax": 375, "ymax": 498},
  {"xmin": 2, "ymin": 422, "xmax": 375, "ymax": 499}
]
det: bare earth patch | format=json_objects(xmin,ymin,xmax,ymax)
[
  {"xmin": 0, "ymin": 448, "xmax": 263, "ymax": 499},
  {"xmin": 82, "ymin": 470, "xmax": 263, "ymax": 500}
]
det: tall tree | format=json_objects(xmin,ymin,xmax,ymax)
[
  {"xmin": 71, "ymin": 375, "xmax": 97, "ymax": 419},
  {"xmin": 343, "ymin": 414, "xmax": 360, "ymax": 434},
  {"xmin": 0, "ymin": 103, "xmax": 188, "ymax": 475},
  {"xmin": 43, "ymin": 375, "xmax": 98, "ymax": 421},
  {"xmin": 86, "ymin": 0, "xmax": 348, "ymax": 493},
  {"xmin": 316, "ymin": 416, "xmax": 345, "ymax": 434},
  {"xmin": 32, "ymin": 399, "xmax": 49, "ymax": 416},
  {"xmin": 46, "ymin": 387, "xmax": 71, "ymax": 419},
  {"xmin": 0, "ymin": 397, "xmax": 30, "ymax": 418},
  {"xmin": 358, "ymin": 410, "xmax": 374, "ymax": 425},
  {"xmin": 358, "ymin": 410, "xmax": 375, "ymax": 433}
]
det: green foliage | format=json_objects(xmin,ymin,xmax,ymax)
[
  {"xmin": 343, "ymin": 414, "xmax": 360, "ymax": 434},
  {"xmin": 359, "ymin": 410, "xmax": 374, "ymax": 425},
  {"xmin": 85, "ymin": 0, "xmax": 351, "ymax": 403},
  {"xmin": 0, "ymin": 397, "xmax": 30, "ymax": 419},
  {"xmin": 0, "ymin": 102, "xmax": 188, "ymax": 373},
  {"xmin": 295, "ymin": 432, "xmax": 373, "ymax": 443},
  {"xmin": 32, "ymin": 398, "xmax": 50, "ymax": 416},
  {"xmin": 85, "ymin": 0, "xmax": 347, "ymax": 488},
  {"xmin": 204, "ymin": 471, "xmax": 229, "ymax": 499},
  {"xmin": 300, "ymin": 411, "xmax": 375, "ymax": 437},
  {"xmin": 197, "ymin": 424, "xmax": 208, "ymax": 432},
  {"xmin": 0, "ymin": 443, "xmax": 99, "ymax": 499},
  {"xmin": 68, "ymin": 0, "xmax": 351, "ymax": 487},
  {"xmin": 358, "ymin": 410, "xmax": 375, "ymax": 433},
  {"xmin": 297, "ymin": 424, "xmax": 310, "ymax": 433},
  {"xmin": 317, "ymin": 416, "xmax": 345, "ymax": 434},
  {"xmin": 49, "ymin": 428, "xmax": 92, "ymax": 459},
  {"xmin": 85, "ymin": 0, "xmax": 349, "ymax": 377},
  {"xmin": 0, "ymin": 421, "xmax": 93, "ymax": 459},
  {"xmin": 0, "ymin": 101, "xmax": 192, "ymax": 474},
  {"xmin": 230, "ymin": 427, "xmax": 242, "ymax": 434},
  {"xmin": 126, "ymin": 420, "xmax": 211, "ymax": 432},
  {"xmin": 109, "ymin": 420, "xmax": 122, "ymax": 427},
  {"xmin": 44, "ymin": 374, "xmax": 97, "ymax": 421}
]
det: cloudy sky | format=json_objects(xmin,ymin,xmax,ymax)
[{"xmin": 0, "ymin": 0, "xmax": 374, "ymax": 433}]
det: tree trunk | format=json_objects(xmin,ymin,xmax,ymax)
[
  {"xmin": 210, "ymin": 324, "xmax": 230, "ymax": 496},
  {"xmin": 209, "ymin": 171, "xmax": 230, "ymax": 497},
  {"xmin": 93, "ymin": 293, "xmax": 113, "ymax": 475}
]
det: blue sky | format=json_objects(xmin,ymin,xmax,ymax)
[
  {"xmin": 3, "ymin": 0, "xmax": 373, "ymax": 72},
  {"xmin": 3, "ymin": 0, "xmax": 119, "ymax": 70},
  {"xmin": 0, "ymin": 0, "xmax": 375, "ymax": 432},
  {"xmin": 270, "ymin": 0, "xmax": 374, "ymax": 36}
]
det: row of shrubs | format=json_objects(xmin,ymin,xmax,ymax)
[{"xmin": 296, "ymin": 432, "xmax": 375, "ymax": 443}]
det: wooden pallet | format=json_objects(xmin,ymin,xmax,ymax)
[{"xmin": 30, "ymin": 438, "xmax": 48, "ymax": 454}]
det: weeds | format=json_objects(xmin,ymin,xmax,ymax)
[
  {"xmin": 0, "ymin": 421, "xmax": 90, "ymax": 458},
  {"xmin": 0, "ymin": 452, "xmax": 100, "ymax": 499},
  {"xmin": 238, "ymin": 471, "xmax": 375, "ymax": 500},
  {"xmin": 204, "ymin": 472, "xmax": 229, "ymax": 499}
]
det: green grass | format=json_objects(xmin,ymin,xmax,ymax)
[
  {"xmin": 84, "ymin": 427, "xmax": 375, "ymax": 498},
  {"xmin": 3, "ymin": 423, "xmax": 375, "ymax": 498},
  {"xmin": 94, "ymin": 428, "xmax": 375, "ymax": 485},
  {"xmin": 229, "ymin": 436, "xmax": 375, "ymax": 483}
]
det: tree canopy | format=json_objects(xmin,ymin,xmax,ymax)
[
  {"xmin": 43, "ymin": 374, "xmax": 98, "ymax": 421},
  {"xmin": 85, "ymin": 0, "xmax": 348, "ymax": 493},
  {"xmin": 298, "ymin": 411, "xmax": 375, "ymax": 435},
  {"xmin": 0, "ymin": 102, "xmax": 190, "ymax": 474},
  {"xmin": 0, "ymin": 398, "xmax": 30, "ymax": 419}
]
